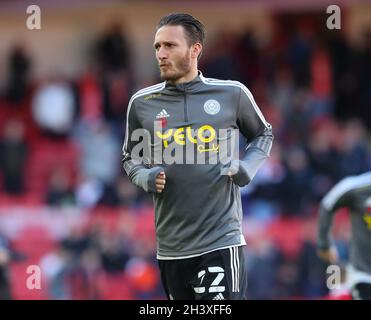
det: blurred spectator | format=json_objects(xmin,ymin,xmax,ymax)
[
  {"xmin": 92, "ymin": 22, "xmax": 133, "ymax": 131},
  {"xmin": 73, "ymin": 120, "xmax": 121, "ymax": 185},
  {"xmin": 68, "ymin": 247, "xmax": 102, "ymax": 300},
  {"xmin": 46, "ymin": 167, "xmax": 76, "ymax": 207},
  {"xmin": 296, "ymin": 220, "xmax": 329, "ymax": 298},
  {"xmin": 279, "ymin": 146, "xmax": 314, "ymax": 216},
  {"xmin": 0, "ymin": 234, "xmax": 12, "ymax": 300},
  {"xmin": 275, "ymin": 257, "xmax": 301, "ymax": 298},
  {"xmin": 287, "ymin": 21, "xmax": 314, "ymax": 88},
  {"xmin": 60, "ymin": 224, "xmax": 91, "ymax": 258},
  {"xmin": 0, "ymin": 119, "xmax": 28, "ymax": 194},
  {"xmin": 77, "ymin": 68, "xmax": 103, "ymax": 124},
  {"xmin": 95, "ymin": 22, "xmax": 130, "ymax": 73},
  {"xmin": 327, "ymin": 32, "xmax": 358, "ymax": 122},
  {"xmin": 309, "ymin": 44, "xmax": 333, "ymax": 117},
  {"xmin": 98, "ymin": 176, "xmax": 141, "ymax": 208},
  {"xmin": 75, "ymin": 175, "xmax": 104, "ymax": 209},
  {"xmin": 243, "ymin": 143, "xmax": 285, "ymax": 219},
  {"xmin": 97, "ymin": 232, "xmax": 130, "ymax": 274},
  {"xmin": 281, "ymin": 89, "xmax": 312, "ymax": 145},
  {"xmin": 126, "ymin": 256, "xmax": 162, "ymax": 299},
  {"xmin": 235, "ymin": 30, "xmax": 263, "ymax": 85},
  {"xmin": 306, "ymin": 118, "xmax": 338, "ymax": 199},
  {"xmin": 39, "ymin": 247, "xmax": 72, "ymax": 300},
  {"xmin": 101, "ymin": 70, "xmax": 132, "ymax": 131},
  {"xmin": 268, "ymin": 64, "xmax": 295, "ymax": 123},
  {"xmin": 357, "ymin": 30, "xmax": 371, "ymax": 128},
  {"xmin": 335, "ymin": 119, "xmax": 369, "ymax": 179},
  {"xmin": 246, "ymin": 234, "xmax": 282, "ymax": 299},
  {"xmin": 5, "ymin": 44, "xmax": 31, "ymax": 105},
  {"xmin": 202, "ymin": 31, "xmax": 241, "ymax": 80},
  {"xmin": 31, "ymin": 76, "xmax": 76, "ymax": 139}
]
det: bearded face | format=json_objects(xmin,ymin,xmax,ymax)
[
  {"xmin": 158, "ymin": 49, "xmax": 192, "ymax": 82},
  {"xmin": 154, "ymin": 25, "xmax": 194, "ymax": 83}
]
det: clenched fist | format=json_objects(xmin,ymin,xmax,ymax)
[{"xmin": 156, "ymin": 171, "xmax": 166, "ymax": 193}]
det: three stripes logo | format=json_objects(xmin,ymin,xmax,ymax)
[
  {"xmin": 156, "ymin": 109, "xmax": 170, "ymax": 119},
  {"xmin": 212, "ymin": 293, "xmax": 225, "ymax": 300},
  {"xmin": 156, "ymin": 109, "xmax": 170, "ymax": 128}
]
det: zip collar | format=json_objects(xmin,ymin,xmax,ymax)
[{"xmin": 165, "ymin": 71, "xmax": 204, "ymax": 92}]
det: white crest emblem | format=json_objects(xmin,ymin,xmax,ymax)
[{"xmin": 203, "ymin": 99, "xmax": 221, "ymax": 115}]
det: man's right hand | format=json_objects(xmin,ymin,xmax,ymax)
[
  {"xmin": 156, "ymin": 171, "xmax": 166, "ymax": 193},
  {"xmin": 317, "ymin": 245, "xmax": 339, "ymax": 264}
]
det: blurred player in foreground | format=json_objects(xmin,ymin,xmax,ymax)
[{"xmin": 317, "ymin": 171, "xmax": 371, "ymax": 299}]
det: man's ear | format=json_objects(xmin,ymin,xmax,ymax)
[{"xmin": 191, "ymin": 43, "xmax": 202, "ymax": 59}]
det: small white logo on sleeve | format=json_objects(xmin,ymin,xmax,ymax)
[{"xmin": 204, "ymin": 99, "xmax": 221, "ymax": 115}]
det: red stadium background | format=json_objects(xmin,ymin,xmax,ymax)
[{"xmin": 0, "ymin": 0, "xmax": 370, "ymax": 300}]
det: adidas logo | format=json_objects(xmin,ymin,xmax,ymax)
[
  {"xmin": 156, "ymin": 109, "xmax": 170, "ymax": 119},
  {"xmin": 212, "ymin": 293, "xmax": 225, "ymax": 300}
]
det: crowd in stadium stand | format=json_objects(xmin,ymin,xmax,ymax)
[{"xmin": 0, "ymin": 18, "xmax": 370, "ymax": 299}]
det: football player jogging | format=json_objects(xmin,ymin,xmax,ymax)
[
  {"xmin": 122, "ymin": 13, "xmax": 273, "ymax": 300},
  {"xmin": 317, "ymin": 171, "xmax": 371, "ymax": 300}
]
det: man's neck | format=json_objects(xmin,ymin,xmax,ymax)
[{"xmin": 170, "ymin": 68, "xmax": 198, "ymax": 85}]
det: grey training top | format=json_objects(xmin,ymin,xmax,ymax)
[
  {"xmin": 122, "ymin": 72, "xmax": 273, "ymax": 259},
  {"xmin": 317, "ymin": 171, "xmax": 371, "ymax": 274}
]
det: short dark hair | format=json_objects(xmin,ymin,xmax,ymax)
[{"xmin": 156, "ymin": 13, "xmax": 205, "ymax": 47}]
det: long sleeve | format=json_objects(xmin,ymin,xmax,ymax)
[
  {"xmin": 122, "ymin": 99, "xmax": 163, "ymax": 193},
  {"xmin": 317, "ymin": 204, "xmax": 336, "ymax": 250},
  {"xmin": 228, "ymin": 84, "xmax": 273, "ymax": 187},
  {"xmin": 317, "ymin": 178, "xmax": 354, "ymax": 249}
]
